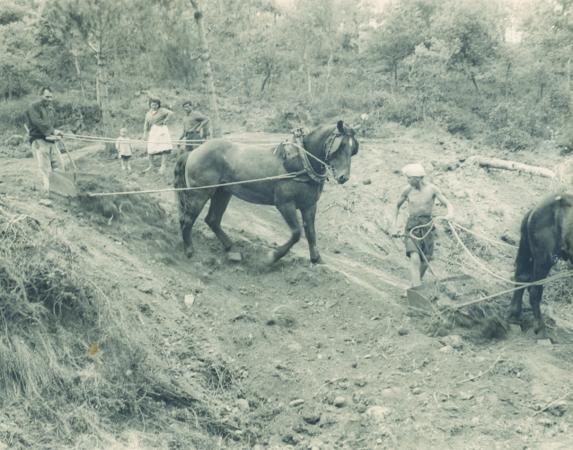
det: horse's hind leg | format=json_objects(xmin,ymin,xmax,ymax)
[
  {"xmin": 269, "ymin": 201, "xmax": 301, "ymax": 263},
  {"xmin": 205, "ymin": 188, "xmax": 233, "ymax": 251},
  {"xmin": 178, "ymin": 190, "xmax": 210, "ymax": 258},
  {"xmin": 530, "ymin": 258, "xmax": 551, "ymax": 335}
]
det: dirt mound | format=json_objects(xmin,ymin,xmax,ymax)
[
  {"xmin": 75, "ymin": 175, "xmax": 167, "ymax": 227},
  {"xmin": 0, "ymin": 204, "xmax": 238, "ymax": 449}
]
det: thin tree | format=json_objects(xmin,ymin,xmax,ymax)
[{"xmin": 189, "ymin": 0, "xmax": 221, "ymax": 137}]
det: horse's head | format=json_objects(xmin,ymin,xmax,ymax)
[{"xmin": 325, "ymin": 120, "xmax": 359, "ymax": 184}]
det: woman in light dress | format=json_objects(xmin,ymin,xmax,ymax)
[{"xmin": 143, "ymin": 98, "xmax": 173, "ymax": 174}]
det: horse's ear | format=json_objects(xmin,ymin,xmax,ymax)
[{"xmin": 337, "ymin": 120, "xmax": 344, "ymax": 134}]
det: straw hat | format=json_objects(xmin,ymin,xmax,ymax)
[{"xmin": 402, "ymin": 163, "xmax": 426, "ymax": 177}]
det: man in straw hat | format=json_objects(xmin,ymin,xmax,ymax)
[{"xmin": 394, "ymin": 163, "xmax": 454, "ymax": 289}]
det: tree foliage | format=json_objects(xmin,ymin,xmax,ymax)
[{"xmin": 0, "ymin": 0, "xmax": 571, "ymax": 150}]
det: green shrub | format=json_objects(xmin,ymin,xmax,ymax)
[
  {"xmin": 381, "ymin": 96, "xmax": 419, "ymax": 127},
  {"xmin": 487, "ymin": 127, "xmax": 533, "ymax": 151}
]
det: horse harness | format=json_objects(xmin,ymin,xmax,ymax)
[{"xmin": 274, "ymin": 127, "xmax": 349, "ymax": 184}]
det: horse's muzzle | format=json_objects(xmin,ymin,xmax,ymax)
[{"xmin": 337, "ymin": 174, "xmax": 349, "ymax": 184}]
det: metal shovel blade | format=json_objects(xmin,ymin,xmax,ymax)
[{"xmin": 49, "ymin": 170, "xmax": 78, "ymax": 197}]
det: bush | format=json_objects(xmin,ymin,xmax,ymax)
[
  {"xmin": 556, "ymin": 126, "xmax": 573, "ymax": 155},
  {"xmin": 381, "ymin": 96, "xmax": 419, "ymax": 127},
  {"xmin": 487, "ymin": 127, "xmax": 533, "ymax": 151}
]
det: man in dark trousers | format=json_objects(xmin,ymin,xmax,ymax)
[
  {"xmin": 26, "ymin": 86, "xmax": 64, "ymax": 194},
  {"xmin": 179, "ymin": 100, "xmax": 209, "ymax": 151}
]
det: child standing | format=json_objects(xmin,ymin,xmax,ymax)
[{"xmin": 115, "ymin": 128, "xmax": 133, "ymax": 172}]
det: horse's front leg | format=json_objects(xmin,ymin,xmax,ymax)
[
  {"xmin": 269, "ymin": 201, "xmax": 301, "ymax": 263},
  {"xmin": 301, "ymin": 205, "xmax": 322, "ymax": 264},
  {"xmin": 508, "ymin": 282, "xmax": 526, "ymax": 323}
]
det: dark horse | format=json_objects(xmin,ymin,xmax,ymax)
[
  {"xmin": 174, "ymin": 121, "xmax": 359, "ymax": 264},
  {"xmin": 508, "ymin": 194, "xmax": 573, "ymax": 334}
]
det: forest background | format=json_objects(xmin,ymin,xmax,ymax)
[{"xmin": 0, "ymin": 0, "xmax": 572, "ymax": 152}]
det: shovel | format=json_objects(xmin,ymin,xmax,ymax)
[{"xmin": 48, "ymin": 139, "xmax": 78, "ymax": 197}]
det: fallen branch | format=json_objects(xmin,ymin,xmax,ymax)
[
  {"xmin": 457, "ymin": 353, "xmax": 502, "ymax": 385},
  {"xmin": 533, "ymin": 391, "xmax": 572, "ymax": 417},
  {"xmin": 466, "ymin": 156, "xmax": 556, "ymax": 178}
]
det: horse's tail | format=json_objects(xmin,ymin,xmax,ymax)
[
  {"xmin": 174, "ymin": 153, "xmax": 191, "ymax": 221},
  {"xmin": 514, "ymin": 210, "xmax": 533, "ymax": 282}
]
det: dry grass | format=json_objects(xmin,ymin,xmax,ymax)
[{"xmin": 0, "ymin": 206, "xmax": 239, "ymax": 449}]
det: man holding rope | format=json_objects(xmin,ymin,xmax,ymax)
[
  {"xmin": 26, "ymin": 86, "xmax": 65, "ymax": 195},
  {"xmin": 394, "ymin": 163, "xmax": 454, "ymax": 290},
  {"xmin": 179, "ymin": 100, "xmax": 209, "ymax": 152}
]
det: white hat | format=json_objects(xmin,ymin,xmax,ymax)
[{"xmin": 402, "ymin": 163, "xmax": 426, "ymax": 177}]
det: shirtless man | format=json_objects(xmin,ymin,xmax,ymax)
[{"xmin": 394, "ymin": 163, "xmax": 454, "ymax": 288}]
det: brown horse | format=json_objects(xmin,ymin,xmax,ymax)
[
  {"xmin": 174, "ymin": 121, "xmax": 359, "ymax": 264},
  {"xmin": 508, "ymin": 194, "xmax": 573, "ymax": 334}
]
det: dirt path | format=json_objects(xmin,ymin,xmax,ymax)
[{"xmin": 1, "ymin": 129, "xmax": 572, "ymax": 449}]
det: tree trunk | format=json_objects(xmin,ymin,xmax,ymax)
[
  {"xmin": 466, "ymin": 156, "xmax": 556, "ymax": 178},
  {"xmin": 189, "ymin": 0, "xmax": 222, "ymax": 137},
  {"xmin": 324, "ymin": 51, "xmax": 334, "ymax": 94},
  {"xmin": 72, "ymin": 50, "xmax": 86, "ymax": 99}
]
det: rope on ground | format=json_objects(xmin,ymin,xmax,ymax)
[
  {"xmin": 446, "ymin": 218, "xmax": 523, "ymax": 285},
  {"xmin": 450, "ymin": 271, "xmax": 573, "ymax": 310},
  {"xmin": 438, "ymin": 217, "xmax": 573, "ymax": 309},
  {"xmin": 83, "ymin": 171, "xmax": 306, "ymax": 197},
  {"xmin": 400, "ymin": 216, "xmax": 573, "ymax": 309},
  {"xmin": 450, "ymin": 221, "xmax": 518, "ymax": 250}
]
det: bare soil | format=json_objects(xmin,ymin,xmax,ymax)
[{"xmin": 1, "ymin": 125, "xmax": 572, "ymax": 449}]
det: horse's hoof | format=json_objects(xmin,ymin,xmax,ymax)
[
  {"xmin": 185, "ymin": 248, "xmax": 194, "ymax": 259},
  {"xmin": 534, "ymin": 323, "xmax": 547, "ymax": 337},
  {"xmin": 311, "ymin": 256, "xmax": 324, "ymax": 265}
]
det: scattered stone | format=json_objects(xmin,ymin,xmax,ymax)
[
  {"xmin": 439, "ymin": 335, "xmax": 464, "ymax": 350},
  {"xmin": 303, "ymin": 412, "xmax": 321, "ymax": 425},
  {"xmin": 266, "ymin": 305, "xmax": 297, "ymax": 328},
  {"xmin": 366, "ymin": 405, "xmax": 391, "ymax": 422},
  {"xmin": 537, "ymin": 417, "xmax": 555, "ymax": 428},
  {"xmin": 137, "ymin": 284, "xmax": 154, "ymax": 295},
  {"xmin": 362, "ymin": 178, "xmax": 372, "ymax": 185},
  {"xmin": 440, "ymin": 345, "xmax": 454, "ymax": 354},
  {"xmin": 547, "ymin": 400, "xmax": 567, "ymax": 417},
  {"xmin": 184, "ymin": 294, "xmax": 195, "ymax": 307},
  {"xmin": 38, "ymin": 199, "xmax": 53, "ymax": 207},
  {"xmin": 236, "ymin": 399, "xmax": 250, "ymax": 412},
  {"xmin": 411, "ymin": 387, "xmax": 422, "ymax": 395},
  {"xmin": 354, "ymin": 379, "xmax": 367, "ymax": 387},
  {"xmin": 508, "ymin": 323, "xmax": 522, "ymax": 334},
  {"xmin": 281, "ymin": 434, "xmax": 299, "ymax": 445},
  {"xmin": 227, "ymin": 251, "xmax": 242, "ymax": 262},
  {"xmin": 443, "ymin": 403, "xmax": 459, "ymax": 413},
  {"xmin": 333, "ymin": 396, "xmax": 347, "ymax": 408},
  {"xmin": 308, "ymin": 438, "xmax": 326, "ymax": 450},
  {"xmin": 459, "ymin": 391, "xmax": 474, "ymax": 401},
  {"xmin": 398, "ymin": 327, "xmax": 409, "ymax": 336},
  {"xmin": 537, "ymin": 339, "xmax": 553, "ymax": 346},
  {"xmin": 500, "ymin": 232, "xmax": 517, "ymax": 246},
  {"xmin": 289, "ymin": 399, "xmax": 305, "ymax": 408}
]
